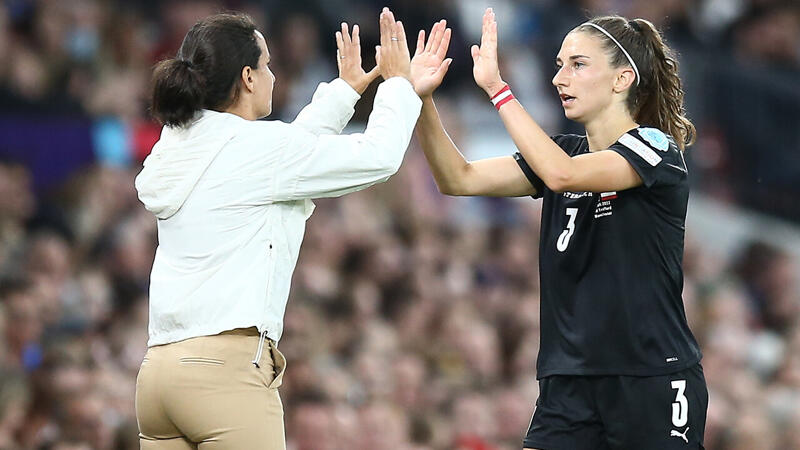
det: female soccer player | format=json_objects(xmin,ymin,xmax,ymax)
[
  {"xmin": 411, "ymin": 9, "xmax": 708, "ymax": 449},
  {"xmin": 134, "ymin": 9, "xmax": 421, "ymax": 449}
]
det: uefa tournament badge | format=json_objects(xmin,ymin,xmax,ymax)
[{"xmin": 639, "ymin": 128, "xmax": 670, "ymax": 151}]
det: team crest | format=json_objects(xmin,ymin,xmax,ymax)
[{"xmin": 639, "ymin": 128, "xmax": 669, "ymax": 151}]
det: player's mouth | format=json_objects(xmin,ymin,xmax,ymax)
[{"xmin": 560, "ymin": 93, "xmax": 576, "ymax": 106}]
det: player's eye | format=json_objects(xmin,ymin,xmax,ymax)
[{"xmin": 573, "ymin": 61, "xmax": 585, "ymax": 69}]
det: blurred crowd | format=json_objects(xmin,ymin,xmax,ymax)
[{"xmin": 0, "ymin": 0, "xmax": 799, "ymax": 449}]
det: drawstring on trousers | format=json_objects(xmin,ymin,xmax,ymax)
[{"xmin": 252, "ymin": 330, "xmax": 267, "ymax": 368}]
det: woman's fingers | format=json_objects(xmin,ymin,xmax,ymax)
[
  {"xmin": 336, "ymin": 30, "xmax": 345, "ymax": 54},
  {"xmin": 379, "ymin": 10, "xmax": 391, "ymax": 48},
  {"xmin": 436, "ymin": 58, "xmax": 453, "ymax": 79},
  {"xmin": 352, "ymin": 24, "xmax": 361, "ymax": 48},
  {"xmin": 427, "ymin": 21, "xmax": 439, "ymax": 54},
  {"xmin": 341, "ymin": 22, "xmax": 352, "ymax": 47},
  {"xmin": 395, "ymin": 20, "xmax": 408, "ymax": 50},
  {"xmin": 424, "ymin": 22, "xmax": 439, "ymax": 53},
  {"xmin": 366, "ymin": 63, "xmax": 380, "ymax": 81},
  {"xmin": 436, "ymin": 27, "xmax": 452, "ymax": 60},
  {"xmin": 430, "ymin": 20, "xmax": 444, "ymax": 54},
  {"xmin": 415, "ymin": 29, "xmax": 425, "ymax": 56}
]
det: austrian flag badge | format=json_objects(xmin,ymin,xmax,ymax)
[{"xmin": 595, "ymin": 191, "xmax": 616, "ymax": 218}]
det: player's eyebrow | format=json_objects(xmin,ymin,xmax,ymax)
[{"xmin": 555, "ymin": 55, "xmax": 592, "ymax": 63}]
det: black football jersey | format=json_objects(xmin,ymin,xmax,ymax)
[{"xmin": 515, "ymin": 127, "xmax": 702, "ymax": 378}]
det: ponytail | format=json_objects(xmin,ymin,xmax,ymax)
[
  {"xmin": 579, "ymin": 17, "xmax": 696, "ymax": 150},
  {"xmin": 149, "ymin": 13, "xmax": 261, "ymax": 128},
  {"xmin": 151, "ymin": 59, "xmax": 206, "ymax": 128},
  {"xmin": 628, "ymin": 19, "xmax": 695, "ymax": 150}
]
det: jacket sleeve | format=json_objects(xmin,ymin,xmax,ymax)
[
  {"xmin": 290, "ymin": 78, "xmax": 361, "ymax": 136},
  {"xmin": 270, "ymin": 77, "xmax": 422, "ymax": 200}
]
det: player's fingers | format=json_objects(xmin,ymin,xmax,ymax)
[
  {"xmin": 480, "ymin": 8, "xmax": 490, "ymax": 48},
  {"xmin": 488, "ymin": 21, "xmax": 498, "ymax": 56},
  {"xmin": 470, "ymin": 44, "xmax": 480, "ymax": 63}
]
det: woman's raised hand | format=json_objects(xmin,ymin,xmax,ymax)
[
  {"xmin": 336, "ymin": 22, "xmax": 380, "ymax": 94},
  {"xmin": 471, "ymin": 8, "xmax": 505, "ymax": 97},
  {"xmin": 409, "ymin": 20, "xmax": 453, "ymax": 98},
  {"xmin": 375, "ymin": 8, "xmax": 411, "ymax": 81}
]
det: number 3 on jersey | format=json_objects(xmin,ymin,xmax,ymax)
[
  {"xmin": 671, "ymin": 379, "xmax": 688, "ymax": 427},
  {"xmin": 557, "ymin": 208, "xmax": 578, "ymax": 252}
]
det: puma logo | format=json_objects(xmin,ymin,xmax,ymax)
[{"xmin": 670, "ymin": 426, "xmax": 689, "ymax": 443}]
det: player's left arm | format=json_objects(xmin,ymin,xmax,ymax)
[{"xmin": 471, "ymin": 8, "xmax": 643, "ymax": 194}]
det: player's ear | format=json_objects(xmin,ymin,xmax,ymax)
[{"xmin": 613, "ymin": 67, "xmax": 636, "ymax": 93}]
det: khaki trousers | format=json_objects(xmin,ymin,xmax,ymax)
[{"xmin": 135, "ymin": 328, "xmax": 286, "ymax": 449}]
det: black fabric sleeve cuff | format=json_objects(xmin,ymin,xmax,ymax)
[{"xmin": 513, "ymin": 152, "xmax": 544, "ymax": 199}]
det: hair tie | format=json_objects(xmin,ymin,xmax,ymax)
[
  {"xmin": 581, "ymin": 22, "xmax": 640, "ymax": 86},
  {"xmin": 628, "ymin": 20, "xmax": 641, "ymax": 32}
]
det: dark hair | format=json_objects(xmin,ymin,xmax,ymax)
[
  {"xmin": 151, "ymin": 13, "xmax": 262, "ymax": 128},
  {"xmin": 576, "ymin": 17, "xmax": 696, "ymax": 150}
]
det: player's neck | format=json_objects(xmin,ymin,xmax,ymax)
[{"xmin": 584, "ymin": 113, "xmax": 638, "ymax": 152}]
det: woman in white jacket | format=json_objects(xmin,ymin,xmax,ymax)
[{"xmin": 134, "ymin": 9, "xmax": 425, "ymax": 449}]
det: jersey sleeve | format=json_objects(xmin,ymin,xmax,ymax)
[
  {"xmin": 512, "ymin": 134, "xmax": 580, "ymax": 199},
  {"xmin": 513, "ymin": 152, "xmax": 544, "ymax": 199},
  {"xmin": 608, "ymin": 128, "xmax": 687, "ymax": 188}
]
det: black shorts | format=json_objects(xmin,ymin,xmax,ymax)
[{"xmin": 524, "ymin": 364, "xmax": 708, "ymax": 450}]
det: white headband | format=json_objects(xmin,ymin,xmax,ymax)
[{"xmin": 581, "ymin": 22, "xmax": 640, "ymax": 86}]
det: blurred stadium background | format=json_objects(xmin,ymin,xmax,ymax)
[{"xmin": 0, "ymin": 0, "xmax": 799, "ymax": 449}]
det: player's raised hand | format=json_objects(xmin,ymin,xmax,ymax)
[
  {"xmin": 409, "ymin": 20, "xmax": 453, "ymax": 97},
  {"xmin": 471, "ymin": 8, "xmax": 505, "ymax": 97},
  {"xmin": 376, "ymin": 7, "xmax": 411, "ymax": 81},
  {"xmin": 336, "ymin": 22, "xmax": 380, "ymax": 94}
]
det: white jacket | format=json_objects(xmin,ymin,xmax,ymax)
[{"xmin": 135, "ymin": 77, "xmax": 421, "ymax": 347}]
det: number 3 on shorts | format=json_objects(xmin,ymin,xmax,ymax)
[
  {"xmin": 671, "ymin": 379, "xmax": 688, "ymax": 427},
  {"xmin": 557, "ymin": 208, "xmax": 578, "ymax": 252}
]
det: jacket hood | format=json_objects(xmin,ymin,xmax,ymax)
[{"xmin": 135, "ymin": 111, "xmax": 238, "ymax": 219}]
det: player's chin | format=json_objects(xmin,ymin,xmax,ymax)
[{"xmin": 562, "ymin": 108, "xmax": 582, "ymax": 121}]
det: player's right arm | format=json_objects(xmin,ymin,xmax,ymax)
[
  {"xmin": 417, "ymin": 97, "xmax": 536, "ymax": 197},
  {"xmin": 412, "ymin": 20, "xmax": 536, "ymax": 198}
]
